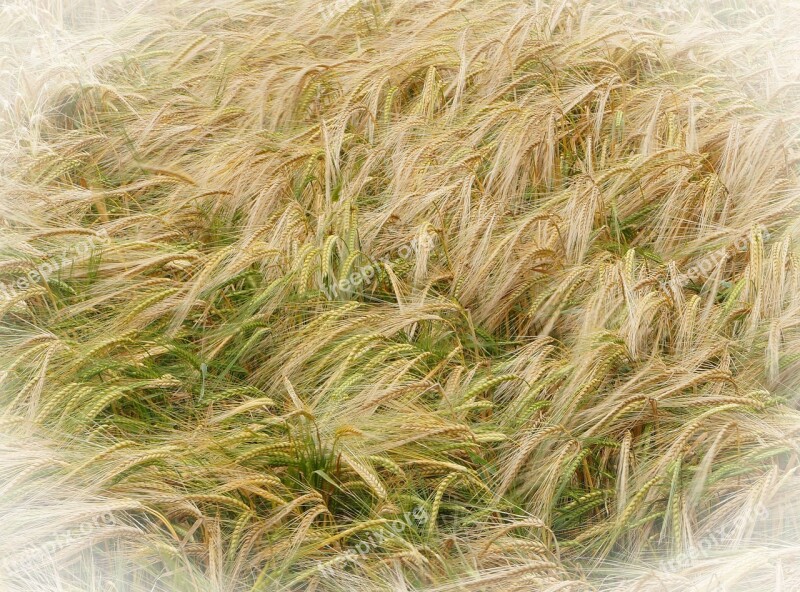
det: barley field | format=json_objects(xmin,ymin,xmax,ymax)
[{"xmin": 1, "ymin": 1, "xmax": 800, "ymax": 590}]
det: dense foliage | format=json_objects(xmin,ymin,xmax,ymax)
[{"xmin": 1, "ymin": 1, "xmax": 799, "ymax": 590}]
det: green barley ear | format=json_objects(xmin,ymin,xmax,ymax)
[
  {"xmin": 382, "ymin": 86, "xmax": 398, "ymax": 126},
  {"xmin": 120, "ymin": 287, "xmax": 181, "ymax": 323},
  {"xmin": 668, "ymin": 456, "xmax": 684, "ymax": 553},
  {"xmin": 553, "ymin": 447, "xmax": 591, "ymax": 503},
  {"xmin": 461, "ymin": 374, "xmax": 520, "ymax": 404},
  {"xmin": 338, "ymin": 250, "xmax": 363, "ymax": 285},
  {"xmin": 103, "ymin": 450, "xmax": 174, "ymax": 485},
  {"xmin": 346, "ymin": 205, "xmax": 359, "ymax": 254},
  {"xmin": 427, "ymin": 472, "xmax": 460, "ymax": 536},
  {"xmin": 299, "ymin": 247, "xmax": 321, "ymax": 290},
  {"xmin": 81, "ymin": 386, "xmax": 129, "ymax": 423},
  {"xmin": 618, "ymin": 474, "xmax": 663, "ymax": 528},
  {"xmin": 35, "ymin": 382, "xmax": 82, "ymax": 422}
]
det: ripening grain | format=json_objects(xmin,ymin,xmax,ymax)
[{"xmin": 1, "ymin": 1, "xmax": 799, "ymax": 591}]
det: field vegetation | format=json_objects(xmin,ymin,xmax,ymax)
[{"xmin": 1, "ymin": 0, "xmax": 799, "ymax": 590}]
